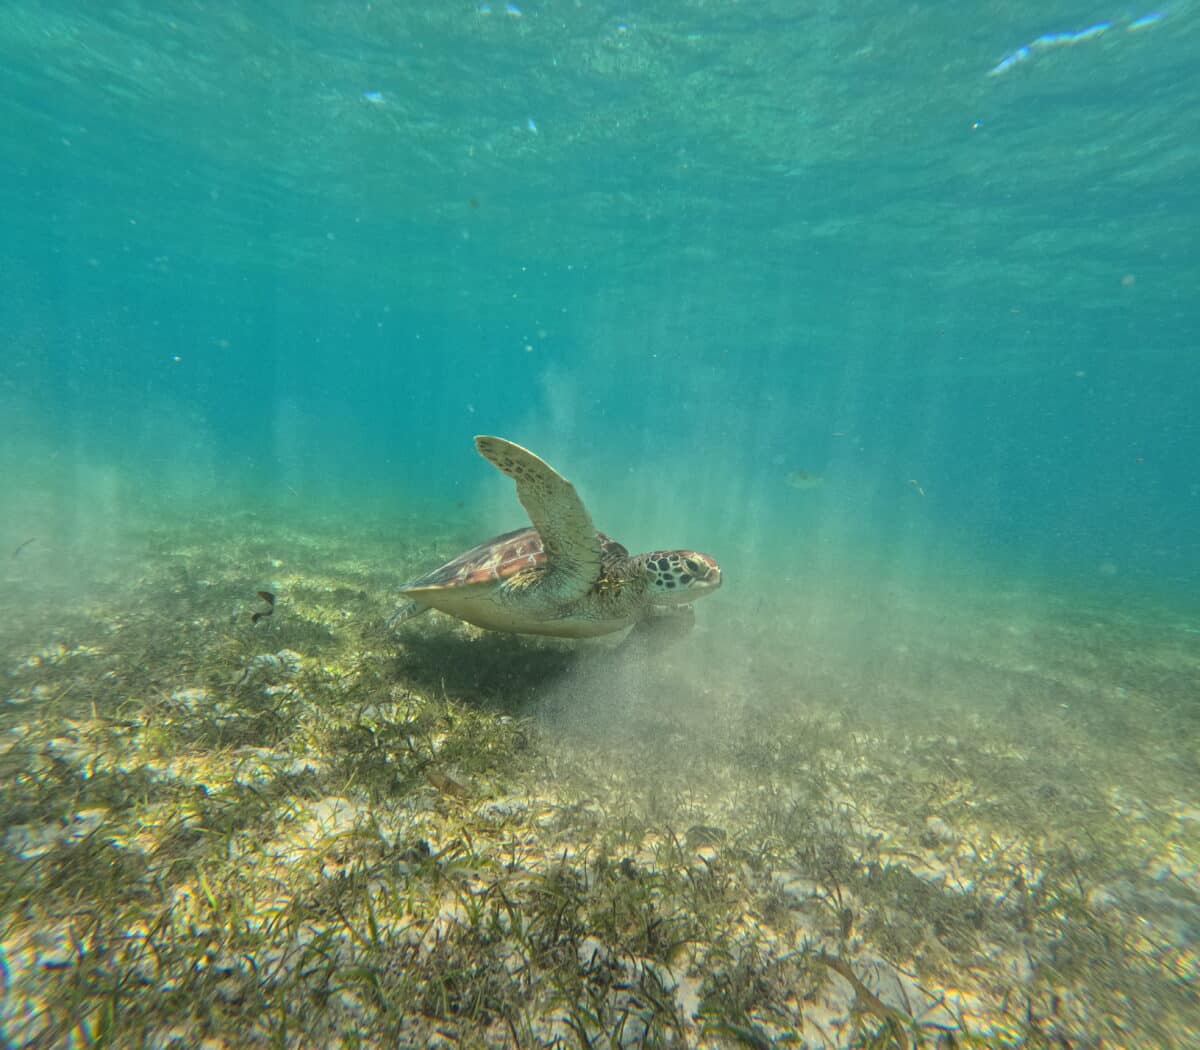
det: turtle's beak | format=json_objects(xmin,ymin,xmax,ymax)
[{"xmin": 689, "ymin": 553, "xmax": 722, "ymax": 591}]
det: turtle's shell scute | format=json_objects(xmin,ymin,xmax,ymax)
[{"xmin": 406, "ymin": 527, "xmax": 626, "ymax": 591}]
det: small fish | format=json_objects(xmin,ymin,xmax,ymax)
[
  {"xmin": 11, "ymin": 537, "xmax": 36, "ymax": 559},
  {"xmin": 251, "ymin": 591, "xmax": 276, "ymax": 624},
  {"xmin": 784, "ymin": 470, "xmax": 825, "ymax": 491},
  {"xmin": 426, "ymin": 769, "xmax": 471, "ymax": 800}
]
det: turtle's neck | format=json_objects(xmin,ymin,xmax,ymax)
[{"xmin": 588, "ymin": 551, "xmax": 649, "ymax": 613}]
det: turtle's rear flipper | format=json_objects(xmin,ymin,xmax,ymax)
[
  {"xmin": 387, "ymin": 598, "xmax": 430, "ymax": 629},
  {"xmin": 619, "ymin": 604, "xmax": 696, "ymax": 653}
]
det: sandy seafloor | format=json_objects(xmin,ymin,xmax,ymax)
[{"xmin": 1, "ymin": 507, "xmax": 1197, "ymax": 1050}]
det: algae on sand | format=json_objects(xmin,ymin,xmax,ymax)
[{"xmin": 1, "ymin": 510, "xmax": 1197, "ymax": 1049}]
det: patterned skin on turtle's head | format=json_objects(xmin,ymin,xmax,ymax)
[{"xmin": 641, "ymin": 550, "xmax": 722, "ymax": 604}]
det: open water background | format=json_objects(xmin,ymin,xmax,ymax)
[{"xmin": 1, "ymin": 1, "xmax": 1197, "ymax": 623}]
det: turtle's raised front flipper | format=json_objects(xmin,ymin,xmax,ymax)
[
  {"xmin": 387, "ymin": 597, "xmax": 430, "ymax": 629},
  {"xmin": 474, "ymin": 436, "xmax": 602, "ymax": 600}
]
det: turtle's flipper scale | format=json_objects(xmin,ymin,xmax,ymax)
[{"xmin": 474, "ymin": 436, "xmax": 602, "ymax": 600}]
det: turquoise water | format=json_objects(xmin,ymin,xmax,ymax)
[
  {"xmin": 3, "ymin": 2, "xmax": 1197, "ymax": 599},
  {"xmin": 2, "ymin": 5, "xmax": 1199, "ymax": 1047}
]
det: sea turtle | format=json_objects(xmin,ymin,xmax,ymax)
[{"xmin": 389, "ymin": 436, "xmax": 722, "ymax": 639}]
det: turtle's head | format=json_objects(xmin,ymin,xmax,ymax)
[{"xmin": 641, "ymin": 550, "xmax": 722, "ymax": 604}]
